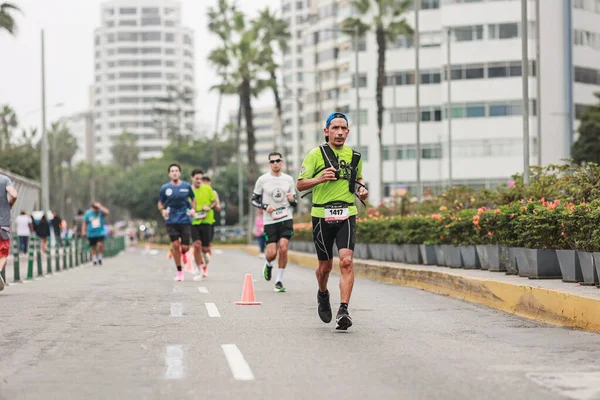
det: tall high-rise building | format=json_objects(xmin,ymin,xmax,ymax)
[
  {"xmin": 93, "ymin": 0, "xmax": 195, "ymax": 163},
  {"xmin": 282, "ymin": 0, "xmax": 600, "ymax": 205}
]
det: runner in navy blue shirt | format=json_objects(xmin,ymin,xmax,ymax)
[{"xmin": 158, "ymin": 163, "xmax": 196, "ymax": 281}]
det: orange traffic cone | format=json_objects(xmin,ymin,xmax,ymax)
[{"xmin": 235, "ymin": 274, "xmax": 262, "ymax": 305}]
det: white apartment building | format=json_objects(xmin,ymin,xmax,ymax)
[
  {"xmin": 228, "ymin": 107, "xmax": 284, "ymax": 174},
  {"xmin": 282, "ymin": 0, "xmax": 600, "ymax": 205},
  {"xmin": 93, "ymin": 0, "xmax": 195, "ymax": 163}
]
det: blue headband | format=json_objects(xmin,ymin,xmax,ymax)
[{"xmin": 325, "ymin": 112, "xmax": 348, "ymax": 128}]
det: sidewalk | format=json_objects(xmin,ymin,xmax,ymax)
[{"xmin": 243, "ymin": 246, "xmax": 600, "ymax": 333}]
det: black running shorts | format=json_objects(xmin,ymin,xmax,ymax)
[
  {"xmin": 191, "ymin": 224, "xmax": 213, "ymax": 246},
  {"xmin": 311, "ymin": 216, "xmax": 356, "ymax": 261},
  {"xmin": 88, "ymin": 236, "xmax": 104, "ymax": 246},
  {"xmin": 263, "ymin": 219, "xmax": 294, "ymax": 244},
  {"xmin": 166, "ymin": 224, "xmax": 191, "ymax": 246}
]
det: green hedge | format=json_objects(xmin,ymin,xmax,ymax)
[{"xmin": 293, "ymin": 200, "xmax": 600, "ymax": 251}]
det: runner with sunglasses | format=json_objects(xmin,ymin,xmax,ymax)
[
  {"xmin": 297, "ymin": 112, "xmax": 369, "ymax": 330},
  {"xmin": 251, "ymin": 152, "xmax": 297, "ymax": 292}
]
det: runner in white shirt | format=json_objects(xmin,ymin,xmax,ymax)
[
  {"xmin": 15, "ymin": 211, "xmax": 33, "ymax": 255},
  {"xmin": 251, "ymin": 152, "xmax": 297, "ymax": 292}
]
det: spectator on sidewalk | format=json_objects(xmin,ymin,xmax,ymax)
[
  {"xmin": 35, "ymin": 215, "xmax": 51, "ymax": 253},
  {"xmin": 0, "ymin": 174, "xmax": 18, "ymax": 291},
  {"xmin": 73, "ymin": 209, "xmax": 84, "ymax": 238},
  {"xmin": 15, "ymin": 210, "xmax": 33, "ymax": 254},
  {"xmin": 51, "ymin": 212, "xmax": 62, "ymax": 247}
]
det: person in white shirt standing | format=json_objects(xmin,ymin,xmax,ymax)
[
  {"xmin": 15, "ymin": 210, "xmax": 33, "ymax": 255},
  {"xmin": 251, "ymin": 152, "xmax": 297, "ymax": 293}
]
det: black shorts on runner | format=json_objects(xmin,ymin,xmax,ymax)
[
  {"xmin": 88, "ymin": 236, "xmax": 105, "ymax": 246},
  {"xmin": 166, "ymin": 224, "xmax": 191, "ymax": 246},
  {"xmin": 263, "ymin": 219, "xmax": 294, "ymax": 244},
  {"xmin": 312, "ymin": 216, "xmax": 356, "ymax": 261},
  {"xmin": 191, "ymin": 224, "xmax": 213, "ymax": 246}
]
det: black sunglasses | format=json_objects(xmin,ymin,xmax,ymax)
[{"xmin": 269, "ymin": 159, "xmax": 283, "ymax": 164}]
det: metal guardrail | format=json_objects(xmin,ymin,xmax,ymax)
[{"xmin": 0, "ymin": 236, "xmax": 126, "ymax": 284}]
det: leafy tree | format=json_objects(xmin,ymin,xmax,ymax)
[
  {"xmin": 572, "ymin": 93, "xmax": 600, "ymax": 165},
  {"xmin": 343, "ymin": 0, "xmax": 413, "ymax": 201},
  {"xmin": 47, "ymin": 122, "xmax": 78, "ymax": 216},
  {"xmin": 111, "ymin": 159, "xmax": 194, "ymax": 220},
  {"xmin": 152, "ymin": 84, "xmax": 195, "ymax": 140},
  {"xmin": 0, "ymin": 143, "xmax": 40, "ymax": 180},
  {"xmin": 0, "ymin": 2, "xmax": 20, "ymax": 36},
  {"xmin": 162, "ymin": 136, "xmax": 235, "ymax": 174},
  {"xmin": 0, "ymin": 104, "xmax": 17, "ymax": 149},
  {"xmin": 252, "ymin": 7, "xmax": 290, "ymax": 165},
  {"xmin": 207, "ymin": 0, "xmax": 269, "ymax": 187},
  {"xmin": 111, "ymin": 130, "xmax": 139, "ymax": 171}
]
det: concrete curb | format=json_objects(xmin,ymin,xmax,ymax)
[{"xmin": 241, "ymin": 245, "xmax": 600, "ymax": 333}]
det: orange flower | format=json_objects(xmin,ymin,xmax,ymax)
[
  {"xmin": 494, "ymin": 209, "xmax": 500, "ymax": 215},
  {"xmin": 487, "ymin": 231, "xmax": 493, "ymax": 237},
  {"xmin": 509, "ymin": 213, "xmax": 515, "ymax": 218}
]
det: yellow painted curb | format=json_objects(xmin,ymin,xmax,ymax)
[{"xmin": 243, "ymin": 245, "xmax": 600, "ymax": 333}]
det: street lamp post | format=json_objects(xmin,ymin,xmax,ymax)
[
  {"xmin": 446, "ymin": 27, "xmax": 453, "ymax": 187},
  {"xmin": 521, "ymin": 0, "xmax": 530, "ymax": 184},
  {"xmin": 41, "ymin": 29, "xmax": 50, "ymax": 212},
  {"xmin": 414, "ymin": 0, "xmax": 422, "ymax": 200}
]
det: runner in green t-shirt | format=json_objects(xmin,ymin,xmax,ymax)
[
  {"xmin": 190, "ymin": 169, "xmax": 217, "ymax": 280},
  {"xmin": 297, "ymin": 112, "xmax": 369, "ymax": 331}
]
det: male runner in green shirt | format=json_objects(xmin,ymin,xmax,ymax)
[
  {"xmin": 297, "ymin": 112, "xmax": 369, "ymax": 330},
  {"xmin": 190, "ymin": 169, "xmax": 217, "ymax": 280}
]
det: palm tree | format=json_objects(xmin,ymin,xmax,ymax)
[
  {"xmin": 343, "ymin": 0, "xmax": 412, "ymax": 201},
  {"xmin": 111, "ymin": 130, "xmax": 139, "ymax": 171},
  {"xmin": 252, "ymin": 8, "xmax": 290, "ymax": 166},
  {"xmin": 47, "ymin": 122, "xmax": 78, "ymax": 216},
  {"xmin": 0, "ymin": 2, "xmax": 21, "ymax": 36},
  {"xmin": 0, "ymin": 104, "xmax": 18, "ymax": 150},
  {"xmin": 207, "ymin": 0, "xmax": 269, "ymax": 186},
  {"xmin": 152, "ymin": 84, "xmax": 195, "ymax": 141}
]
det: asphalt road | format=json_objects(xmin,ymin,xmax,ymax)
[{"xmin": 1, "ymin": 247, "xmax": 600, "ymax": 400}]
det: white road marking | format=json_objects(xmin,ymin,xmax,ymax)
[
  {"xmin": 170, "ymin": 303, "xmax": 183, "ymax": 317},
  {"xmin": 221, "ymin": 344, "xmax": 255, "ymax": 381},
  {"xmin": 198, "ymin": 287, "xmax": 209, "ymax": 293},
  {"xmin": 205, "ymin": 303, "xmax": 221, "ymax": 318},
  {"xmin": 164, "ymin": 345, "xmax": 185, "ymax": 380}
]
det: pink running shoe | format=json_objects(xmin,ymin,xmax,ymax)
[
  {"xmin": 201, "ymin": 266, "xmax": 208, "ymax": 278},
  {"xmin": 174, "ymin": 271, "xmax": 184, "ymax": 281}
]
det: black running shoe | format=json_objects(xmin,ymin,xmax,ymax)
[
  {"xmin": 274, "ymin": 281, "xmax": 286, "ymax": 292},
  {"xmin": 335, "ymin": 308, "xmax": 353, "ymax": 330},
  {"xmin": 263, "ymin": 263, "xmax": 272, "ymax": 281},
  {"xmin": 317, "ymin": 290, "xmax": 332, "ymax": 323},
  {"xmin": 93, "ymin": 260, "xmax": 98, "ymax": 266},
  {"xmin": 98, "ymin": 259, "xmax": 102, "ymax": 266}
]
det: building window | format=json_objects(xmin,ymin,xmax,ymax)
[
  {"xmin": 119, "ymin": 7, "xmax": 136, "ymax": 15},
  {"xmin": 351, "ymin": 74, "xmax": 367, "ymax": 88},
  {"xmin": 118, "ymin": 32, "xmax": 138, "ymax": 41},
  {"xmin": 119, "ymin": 20, "xmax": 137, "ymax": 26},
  {"xmin": 142, "ymin": 7, "xmax": 159, "ymax": 14},
  {"xmin": 165, "ymin": 33, "xmax": 175, "ymax": 42},
  {"xmin": 141, "ymin": 47, "xmax": 161, "ymax": 54},
  {"xmin": 184, "ymin": 35, "xmax": 193, "ymax": 45},
  {"xmin": 141, "ymin": 32, "xmax": 161, "ymax": 41},
  {"xmin": 165, "ymin": 20, "xmax": 175, "ymax": 27},
  {"xmin": 452, "ymin": 25, "xmax": 483, "ymax": 42},
  {"xmin": 488, "ymin": 23, "xmax": 519, "ymax": 40},
  {"xmin": 575, "ymin": 66, "xmax": 600, "ymax": 84},
  {"xmin": 142, "ymin": 17, "xmax": 161, "ymax": 26}
]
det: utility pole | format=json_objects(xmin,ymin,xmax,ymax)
[
  {"xmin": 535, "ymin": 0, "xmax": 542, "ymax": 166},
  {"xmin": 414, "ymin": 0, "xmax": 422, "ymax": 200},
  {"xmin": 521, "ymin": 0, "xmax": 530, "ymax": 184},
  {"xmin": 446, "ymin": 27, "xmax": 453, "ymax": 187},
  {"xmin": 41, "ymin": 29, "xmax": 50, "ymax": 212},
  {"xmin": 354, "ymin": 26, "xmax": 361, "ymax": 148}
]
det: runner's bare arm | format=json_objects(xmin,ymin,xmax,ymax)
[
  {"xmin": 95, "ymin": 202, "xmax": 110, "ymax": 215},
  {"xmin": 6, "ymin": 185, "xmax": 17, "ymax": 208},
  {"xmin": 357, "ymin": 179, "xmax": 368, "ymax": 200},
  {"xmin": 296, "ymin": 167, "xmax": 337, "ymax": 192}
]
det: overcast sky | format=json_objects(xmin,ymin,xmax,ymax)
[{"xmin": 0, "ymin": 0, "xmax": 276, "ymax": 135}]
